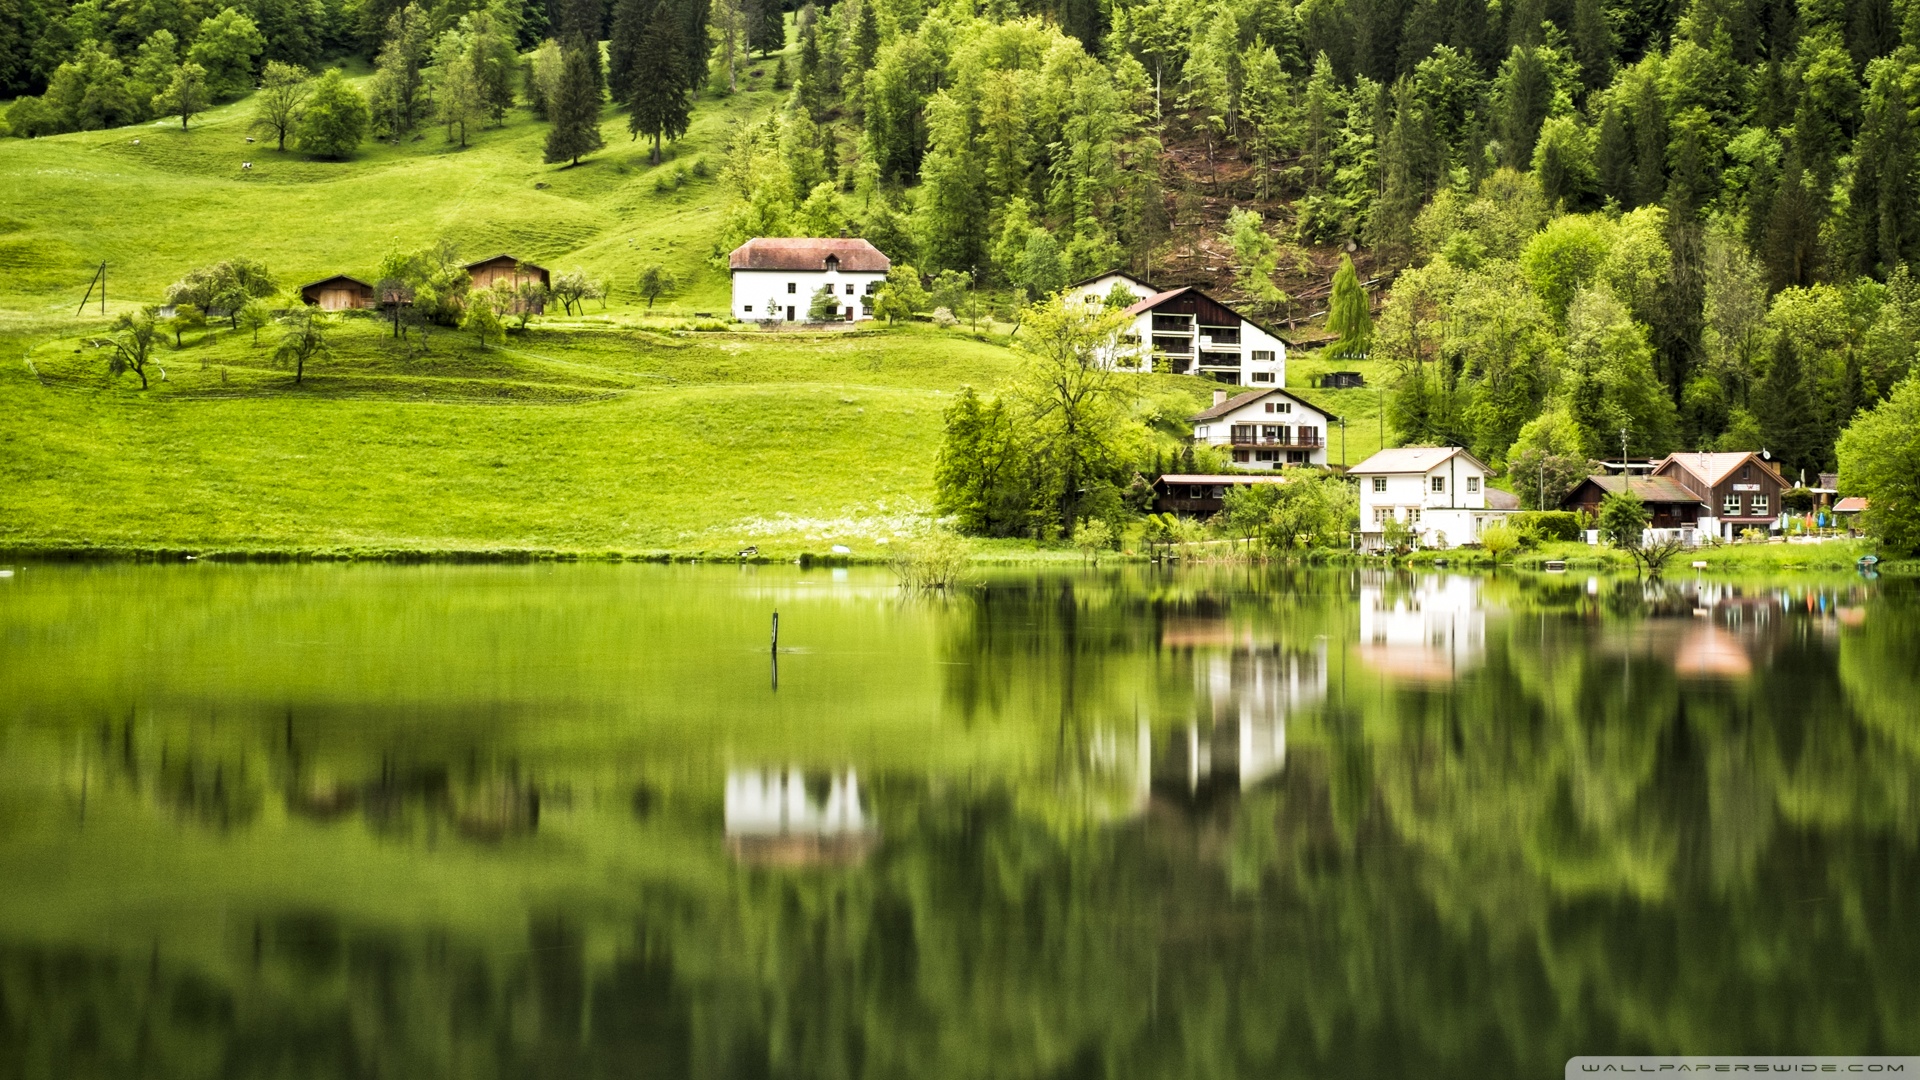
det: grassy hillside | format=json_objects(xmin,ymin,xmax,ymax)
[{"xmin": 0, "ymin": 59, "xmax": 1389, "ymax": 559}]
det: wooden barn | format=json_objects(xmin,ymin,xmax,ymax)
[
  {"xmin": 465, "ymin": 255, "xmax": 550, "ymax": 313},
  {"xmin": 299, "ymin": 275, "xmax": 375, "ymax": 311}
]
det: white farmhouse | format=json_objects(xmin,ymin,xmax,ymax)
[
  {"xmin": 1188, "ymin": 387, "xmax": 1339, "ymax": 468},
  {"xmin": 1350, "ymin": 446, "xmax": 1516, "ymax": 550},
  {"xmin": 729, "ymin": 237, "xmax": 890, "ymax": 323},
  {"xmin": 1065, "ymin": 272, "xmax": 1287, "ymax": 383}
]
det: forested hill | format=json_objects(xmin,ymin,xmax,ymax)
[{"xmin": 5, "ymin": 0, "xmax": 1919, "ymax": 487}]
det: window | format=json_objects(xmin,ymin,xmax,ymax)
[
  {"xmin": 1287, "ymin": 450, "xmax": 1308, "ymax": 463},
  {"xmin": 1152, "ymin": 335, "xmax": 1192, "ymax": 355},
  {"xmin": 1230, "ymin": 424, "xmax": 1257, "ymax": 444},
  {"xmin": 1232, "ymin": 448, "xmax": 1251, "ymax": 462},
  {"xmin": 1466, "ymin": 476, "xmax": 1480, "ymax": 493},
  {"xmin": 866, "ymin": 281, "xmax": 880, "ymax": 293},
  {"xmin": 1372, "ymin": 477, "xmax": 1387, "ymax": 492},
  {"xmin": 1264, "ymin": 402, "xmax": 1292, "ymax": 414},
  {"xmin": 1373, "ymin": 507, "xmax": 1391, "ymax": 524},
  {"xmin": 1296, "ymin": 425, "xmax": 1319, "ymax": 445},
  {"xmin": 1202, "ymin": 326, "xmax": 1241, "ymax": 345},
  {"xmin": 1723, "ymin": 494, "xmax": 1740, "ymax": 515},
  {"xmin": 1251, "ymin": 349, "xmax": 1275, "ymax": 362},
  {"xmin": 1432, "ymin": 476, "xmax": 1447, "ymax": 493},
  {"xmin": 743, "ymin": 305, "xmax": 753, "ymax": 313},
  {"xmin": 1751, "ymin": 494, "xmax": 1769, "ymax": 514},
  {"xmin": 1151, "ymin": 313, "xmax": 1191, "ymax": 333},
  {"xmin": 824, "ymin": 255, "xmax": 839, "ymax": 271},
  {"xmin": 844, "ymin": 284, "xmax": 855, "ymax": 295},
  {"xmin": 1250, "ymin": 371, "xmax": 1274, "ymax": 383},
  {"xmin": 787, "ymin": 282, "xmax": 797, "ymax": 294},
  {"xmin": 1409, "ymin": 507, "xmax": 1422, "ymax": 524},
  {"xmin": 1256, "ymin": 450, "xmax": 1277, "ymax": 462}
]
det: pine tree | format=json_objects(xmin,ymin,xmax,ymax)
[
  {"xmin": 1326, "ymin": 254, "xmax": 1373, "ymax": 360},
  {"xmin": 629, "ymin": 0, "xmax": 690, "ymax": 164},
  {"xmin": 755, "ymin": 0, "xmax": 785, "ymax": 56},
  {"xmin": 1572, "ymin": 0, "xmax": 1613, "ymax": 92},
  {"xmin": 1759, "ymin": 332, "xmax": 1821, "ymax": 474},
  {"xmin": 796, "ymin": 5, "xmax": 822, "ymax": 114},
  {"xmin": 1369, "ymin": 77, "xmax": 1431, "ymax": 268},
  {"xmin": 850, "ymin": 0, "xmax": 879, "ymax": 74},
  {"xmin": 1630, "ymin": 70, "xmax": 1667, "ymax": 209},
  {"xmin": 554, "ymin": 0, "xmax": 605, "ymax": 88},
  {"xmin": 544, "ymin": 38, "xmax": 605, "ymax": 165},
  {"xmin": 1763, "ymin": 155, "xmax": 1823, "ymax": 290},
  {"xmin": 1494, "ymin": 44, "xmax": 1551, "ymax": 167},
  {"xmin": 1841, "ymin": 57, "xmax": 1918, "ymax": 279},
  {"xmin": 1596, "ymin": 101, "xmax": 1633, "ymax": 205},
  {"xmin": 606, "ymin": 0, "xmax": 647, "ymax": 102}
]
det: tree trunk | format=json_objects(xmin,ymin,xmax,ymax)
[{"xmin": 136, "ymin": 364, "xmax": 148, "ymax": 389}]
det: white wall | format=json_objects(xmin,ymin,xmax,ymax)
[
  {"xmin": 1139, "ymin": 310, "xmax": 1286, "ymax": 384},
  {"xmin": 732, "ymin": 269, "xmax": 887, "ymax": 322},
  {"xmin": 1190, "ymin": 393, "xmax": 1334, "ymax": 468},
  {"xmin": 1354, "ymin": 455, "xmax": 1503, "ymax": 548}
]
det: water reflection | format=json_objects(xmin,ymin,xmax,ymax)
[{"xmin": 0, "ymin": 563, "xmax": 1916, "ymax": 1078}]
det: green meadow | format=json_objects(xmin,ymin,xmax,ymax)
[{"xmin": 0, "ymin": 59, "xmax": 1385, "ymax": 559}]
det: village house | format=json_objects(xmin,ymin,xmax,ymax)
[
  {"xmin": 1652, "ymin": 451, "xmax": 1788, "ymax": 541},
  {"xmin": 1561, "ymin": 474, "xmax": 1703, "ymax": 537},
  {"xmin": 729, "ymin": 237, "xmax": 890, "ymax": 323},
  {"xmin": 464, "ymin": 255, "xmax": 550, "ymax": 313},
  {"xmin": 1350, "ymin": 447, "xmax": 1512, "ymax": 550},
  {"xmin": 1152, "ymin": 473, "xmax": 1291, "ymax": 516},
  {"xmin": 1067, "ymin": 271, "xmax": 1287, "ymax": 383},
  {"xmin": 1187, "ymin": 387, "xmax": 1338, "ymax": 468},
  {"xmin": 299, "ymin": 274, "xmax": 375, "ymax": 311}
]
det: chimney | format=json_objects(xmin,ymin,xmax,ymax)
[{"xmin": 1212, "ymin": 389, "xmax": 1228, "ymax": 407}]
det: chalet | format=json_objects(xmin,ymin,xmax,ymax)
[
  {"xmin": 1188, "ymin": 387, "xmax": 1339, "ymax": 469},
  {"xmin": 1153, "ymin": 473, "xmax": 1291, "ymax": 517},
  {"xmin": 1065, "ymin": 271, "xmax": 1287, "ymax": 382},
  {"xmin": 1652, "ymin": 452, "xmax": 1788, "ymax": 540},
  {"xmin": 1350, "ymin": 446, "xmax": 1509, "ymax": 550},
  {"xmin": 465, "ymin": 255, "xmax": 550, "ymax": 313},
  {"xmin": 729, "ymin": 237, "xmax": 889, "ymax": 322},
  {"xmin": 1561, "ymin": 474, "xmax": 1703, "ymax": 532},
  {"xmin": 299, "ymin": 274, "xmax": 374, "ymax": 311}
]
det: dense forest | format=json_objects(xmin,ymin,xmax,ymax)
[{"xmin": 4, "ymin": 0, "xmax": 1920, "ymax": 500}]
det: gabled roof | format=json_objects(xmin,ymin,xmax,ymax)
[
  {"xmin": 1485, "ymin": 487, "xmax": 1521, "ymax": 510},
  {"xmin": 1658, "ymin": 451, "xmax": 1787, "ymax": 488},
  {"xmin": 1189, "ymin": 386, "xmax": 1341, "ymax": 423},
  {"xmin": 1156, "ymin": 473, "xmax": 1292, "ymax": 485},
  {"xmin": 1834, "ymin": 496, "xmax": 1869, "ymax": 513},
  {"xmin": 299, "ymin": 274, "xmax": 371, "ymax": 290},
  {"xmin": 1068, "ymin": 270, "xmax": 1157, "ymax": 293},
  {"xmin": 729, "ymin": 237, "xmax": 890, "ymax": 272},
  {"xmin": 1568, "ymin": 474, "xmax": 1701, "ymax": 504},
  {"xmin": 1121, "ymin": 284, "xmax": 1295, "ymax": 349},
  {"xmin": 1348, "ymin": 447, "xmax": 1491, "ymax": 475},
  {"xmin": 464, "ymin": 253, "xmax": 546, "ymax": 271}
]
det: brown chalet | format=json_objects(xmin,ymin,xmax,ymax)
[
  {"xmin": 465, "ymin": 255, "xmax": 550, "ymax": 313},
  {"xmin": 1561, "ymin": 474, "xmax": 1702, "ymax": 529},
  {"xmin": 1653, "ymin": 452, "xmax": 1788, "ymax": 540},
  {"xmin": 300, "ymin": 275, "xmax": 375, "ymax": 311}
]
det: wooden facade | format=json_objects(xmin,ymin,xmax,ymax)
[
  {"xmin": 1152, "ymin": 473, "xmax": 1291, "ymax": 516},
  {"xmin": 1653, "ymin": 452, "xmax": 1788, "ymax": 536},
  {"xmin": 1561, "ymin": 475, "xmax": 1702, "ymax": 528},
  {"xmin": 299, "ymin": 275, "xmax": 375, "ymax": 311},
  {"xmin": 465, "ymin": 255, "xmax": 550, "ymax": 313}
]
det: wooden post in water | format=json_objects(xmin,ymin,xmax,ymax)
[{"xmin": 771, "ymin": 611, "xmax": 779, "ymax": 652}]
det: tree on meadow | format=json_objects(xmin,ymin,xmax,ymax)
[
  {"xmin": 368, "ymin": 3, "xmax": 433, "ymax": 140},
  {"xmin": 543, "ymin": 38, "xmax": 605, "ymax": 165},
  {"xmin": 188, "ymin": 7, "xmax": 265, "ymax": 99},
  {"xmin": 433, "ymin": 29, "xmax": 483, "ymax": 146},
  {"xmin": 638, "ymin": 264, "xmax": 676, "ymax": 306},
  {"xmin": 294, "ymin": 69, "xmax": 370, "ymax": 158},
  {"xmin": 1325, "ymin": 253, "xmax": 1373, "ymax": 360},
  {"xmin": 249, "ymin": 61, "xmax": 309, "ymax": 150},
  {"xmin": 274, "ymin": 307, "xmax": 331, "ymax": 384},
  {"xmin": 628, "ymin": 0, "xmax": 691, "ymax": 164},
  {"xmin": 151, "ymin": 61, "xmax": 209, "ymax": 128}
]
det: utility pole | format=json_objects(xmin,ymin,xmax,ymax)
[
  {"xmin": 1620, "ymin": 427, "xmax": 1631, "ymax": 493},
  {"xmin": 1539, "ymin": 459, "xmax": 1546, "ymax": 511}
]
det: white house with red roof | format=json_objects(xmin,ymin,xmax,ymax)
[
  {"xmin": 729, "ymin": 238, "xmax": 891, "ymax": 323},
  {"xmin": 1066, "ymin": 272, "xmax": 1287, "ymax": 384}
]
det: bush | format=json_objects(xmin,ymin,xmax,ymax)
[
  {"xmin": 1479, "ymin": 523, "xmax": 1520, "ymax": 560},
  {"xmin": 1510, "ymin": 510, "xmax": 1584, "ymax": 541},
  {"xmin": 1781, "ymin": 487, "xmax": 1816, "ymax": 513},
  {"xmin": 888, "ymin": 531, "xmax": 971, "ymax": 590}
]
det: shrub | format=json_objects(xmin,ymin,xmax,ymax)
[
  {"xmin": 1510, "ymin": 510, "xmax": 1584, "ymax": 541},
  {"xmin": 888, "ymin": 531, "xmax": 970, "ymax": 590},
  {"xmin": 1781, "ymin": 487, "xmax": 1816, "ymax": 513},
  {"xmin": 1479, "ymin": 523, "xmax": 1520, "ymax": 560}
]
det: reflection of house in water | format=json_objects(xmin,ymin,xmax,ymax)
[
  {"xmin": 724, "ymin": 769, "xmax": 877, "ymax": 866},
  {"xmin": 1150, "ymin": 624, "xmax": 1327, "ymax": 803},
  {"xmin": 1356, "ymin": 575, "xmax": 1485, "ymax": 681}
]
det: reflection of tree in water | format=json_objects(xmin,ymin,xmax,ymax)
[{"xmin": 5, "ymin": 578, "xmax": 1920, "ymax": 1077}]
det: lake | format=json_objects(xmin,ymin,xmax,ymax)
[{"xmin": 0, "ymin": 562, "xmax": 1915, "ymax": 1078}]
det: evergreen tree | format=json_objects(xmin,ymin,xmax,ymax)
[
  {"xmin": 544, "ymin": 38, "xmax": 605, "ymax": 164},
  {"xmin": 849, "ymin": 0, "xmax": 879, "ymax": 75},
  {"xmin": 1629, "ymin": 68, "xmax": 1667, "ymax": 208},
  {"xmin": 368, "ymin": 2, "xmax": 432, "ymax": 140},
  {"xmin": 1494, "ymin": 44, "xmax": 1552, "ymax": 167},
  {"xmin": 1370, "ymin": 76, "xmax": 1431, "ymax": 268},
  {"xmin": 751, "ymin": 0, "xmax": 785, "ymax": 55},
  {"xmin": 629, "ymin": 0, "xmax": 690, "ymax": 164},
  {"xmin": 796, "ymin": 5, "xmax": 822, "ymax": 114},
  {"xmin": 1596, "ymin": 101, "xmax": 1633, "ymax": 205},
  {"xmin": 1762, "ymin": 156, "xmax": 1823, "ymax": 290},
  {"xmin": 554, "ymin": 0, "xmax": 606, "ymax": 87},
  {"xmin": 1326, "ymin": 253, "xmax": 1374, "ymax": 360},
  {"xmin": 1839, "ymin": 57, "xmax": 1918, "ymax": 279},
  {"xmin": 1758, "ymin": 331, "xmax": 1822, "ymax": 474},
  {"xmin": 1572, "ymin": 0, "xmax": 1613, "ymax": 92},
  {"xmin": 606, "ymin": 0, "xmax": 648, "ymax": 102}
]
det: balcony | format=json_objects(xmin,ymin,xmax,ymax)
[
  {"xmin": 1225, "ymin": 433, "xmax": 1324, "ymax": 449},
  {"xmin": 1152, "ymin": 335, "xmax": 1193, "ymax": 355}
]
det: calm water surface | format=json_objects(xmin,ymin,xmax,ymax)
[{"xmin": 1, "ymin": 563, "xmax": 1916, "ymax": 1078}]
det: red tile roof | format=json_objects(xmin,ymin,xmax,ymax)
[{"xmin": 728, "ymin": 238, "xmax": 890, "ymax": 272}]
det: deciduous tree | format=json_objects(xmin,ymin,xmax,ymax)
[
  {"xmin": 294, "ymin": 68, "xmax": 370, "ymax": 158},
  {"xmin": 249, "ymin": 60, "xmax": 309, "ymax": 150}
]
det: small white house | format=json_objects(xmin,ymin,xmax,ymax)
[
  {"xmin": 1350, "ymin": 446, "xmax": 1512, "ymax": 550},
  {"xmin": 1188, "ymin": 387, "xmax": 1339, "ymax": 468},
  {"xmin": 1066, "ymin": 272, "xmax": 1286, "ymax": 384},
  {"xmin": 729, "ymin": 237, "xmax": 890, "ymax": 322}
]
